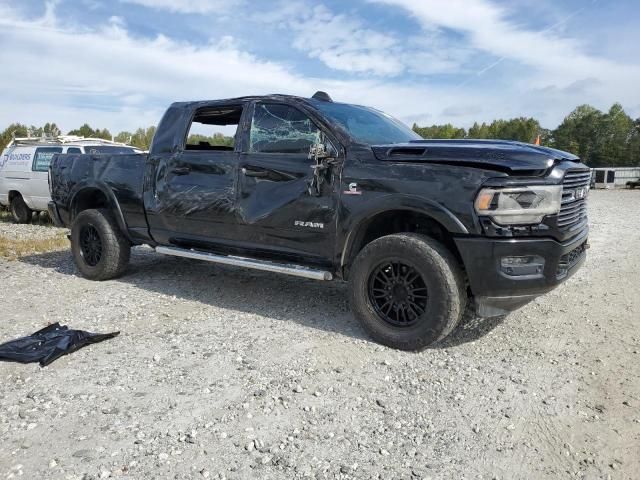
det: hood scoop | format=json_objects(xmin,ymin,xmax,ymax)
[{"xmin": 387, "ymin": 147, "xmax": 427, "ymax": 157}]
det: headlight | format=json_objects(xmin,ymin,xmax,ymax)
[{"xmin": 474, "ymin": 185, "xmax": 562, "ymax": 225}]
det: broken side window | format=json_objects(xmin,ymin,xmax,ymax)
[
  {"xmin": 249, "ymin": 104, "xmax": 320, "ymax": 154},
  {"xmin": 185, "ymin": 105, "xmax": 243, "ymax": 151}
]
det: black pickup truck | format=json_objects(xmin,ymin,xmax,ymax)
[{"xmin": 48, "ymin": 92, "xmax": 589, "ymax": 350}]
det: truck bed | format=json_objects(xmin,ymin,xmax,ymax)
[{"xmin": 49, "ymin": 153, "xmax": 150, "ymax": 241}]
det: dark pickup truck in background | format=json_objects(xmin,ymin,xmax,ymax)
[{"xmin": 48, "ymin": 92, "xmax": 590, "ymax": 350}]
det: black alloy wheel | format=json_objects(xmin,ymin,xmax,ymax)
[
  {"xmin": 368, "ymin": 260, "xmax": 428, "ymax": 327},
  {"xmin": 79, "ymin": 224, "xmax": 103, "ymax": 267},
  {"xmin": 348, "ymin": 233, "xmax": 466, "ymax": 350},
  {"xmin": 71, "ymin": 208, "xmax": 131, "ymax": 280}
]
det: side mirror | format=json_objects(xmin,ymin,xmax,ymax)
[
  {"xmin": 308, "ymin": 142, "xmax": 333, "ymax": 161},
  {"xmin": 308, "ymin": 136, "xmax": 339, "ymax": 197},
  {"xmin": 308, "ymin": 134, "xmax": 338, "ymax": 162}
]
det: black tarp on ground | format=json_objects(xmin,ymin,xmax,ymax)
[{"xmin": 0, "ymin": 323, "xmax": 119, "ymax": 367}]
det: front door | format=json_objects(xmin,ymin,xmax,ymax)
[{"xmin": 235, "ymin": 102, "xmax": 340, "ymax": 265}]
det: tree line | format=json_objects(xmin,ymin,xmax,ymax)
[
  {"xmin": 1, "ymin": 103, "xmax": 638, "ymax": 167},
  {"xmin": 0, "ymin": 123, "xmax": 233, "ymax": 152},
  {"xmin": 412, "ymin": 103, "xmax": 639, "ymax": 167}
]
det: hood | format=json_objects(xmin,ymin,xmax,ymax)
[{"xmin": 371, "ymin": 139, "xmax": 580, "ymax": 173}]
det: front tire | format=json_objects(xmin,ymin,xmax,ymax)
[
  {"xmin": 348, "ymin": 233, "xmax": 466, "ymax": 351},
  {"xmin": 10, "ymin": 195, "xmax": 32, "ymax": 224},
  {"xmin": 71, "ymin": 208, "xmax": 130, "ymax": 280}
]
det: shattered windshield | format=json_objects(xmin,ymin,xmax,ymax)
[{"xmin": 310, "ymin": 101, "xmax": 421, "ymax": 145}]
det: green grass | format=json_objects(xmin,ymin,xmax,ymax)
[
  {"xmin": 0, "ymin": 234, "xmax": 69, "ymax": 260},
  {"xmin": 0, "ymin": 206, "xmax": 68, "ymax": 259}
]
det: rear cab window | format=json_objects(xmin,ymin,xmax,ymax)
[
  {"xmin": 184, "ymin": 105, "xmax": 243, "ymax": 152},
  {"xmin": 32, "ymin": 147, "xmax": 63, "ymax": 172}
]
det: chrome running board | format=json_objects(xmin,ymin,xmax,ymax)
[{"xmin": 155, "ymin": 246, "xmax": 333, "ymax": 281}]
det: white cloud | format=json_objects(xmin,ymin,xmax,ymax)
[
  {"xmin": 0, "ymin": 3, "xmax": 314, "ymax": 132},
  {"xmin": 371, "ymin": 0, "xmax": 581, "ymax": 71},
  {"xmin": 0, "ymin": 1, "xmax": 467, "ymax": 133},
  {"xmin": 372, "ymin": 0, "xmax": 640, "ymax": 86},
  {"xmin": 119, "ymin": 0, "xmax": 241, "ymax": 14},
  {"xmin": 284, "ymin": 4, "xmax": 466, "ymax": 77},
  {"xmin": 290, "ymin": 5, "xmax": 403, "ymax": 76},
  {"xmin": 369, "ymin": 0, "xmax": 640, "ymax": 121},
  {"xmin": 0, "ymin": 0, "xmax": 637, "ymax": 136}
]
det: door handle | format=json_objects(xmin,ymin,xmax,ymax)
[
  {"xmin": 171, "ymin": 166, "xmax": 191, "ymax": 175},
  {"xmin": 242, "ymin": 167, "xmax": 269, "ymax": 178}
]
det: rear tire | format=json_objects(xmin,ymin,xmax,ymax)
[
  {"xmin": 71, "ymin": 208, "xmax": 130, "ymax": 280},
  {"xmin": 348, "ymin": 233, "xmax": 466, "ymax": 351},
  {"xmin": 10, "ymin": 195, "xmax": 32, "ymax": 224}
]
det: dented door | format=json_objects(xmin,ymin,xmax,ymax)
[
  {"xmin": 235, "ymin": 103, "xmax": 339, "ymax": 264},
  {"xmin": 145, "ymin": 150, "xmax": 239, "ymax": 245}
]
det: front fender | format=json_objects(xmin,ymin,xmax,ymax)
[{"xmin": 339, "ymin": 194, "xmax": 468, "ymax": 268}]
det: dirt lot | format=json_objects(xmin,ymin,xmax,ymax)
[{"xmin": 0, "ymin": 190, "xmax": 638, "ymax": 480}]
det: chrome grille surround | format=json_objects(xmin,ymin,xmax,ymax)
[{"xmin": 558, "ymin": 169, "xmax": 591, "ymax": 231}]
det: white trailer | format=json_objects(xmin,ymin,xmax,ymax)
[{"xmin": 591, "ymin": 167, "xmax": 640, "ymax": 189}]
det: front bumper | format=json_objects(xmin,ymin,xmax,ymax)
[
  {"xmin": 47, "ymin": 201, "xmax": 65, "ymax": 228},
  {"xmin": 455, "ymin": 228, "xmax": 588, "ymax": 317}
]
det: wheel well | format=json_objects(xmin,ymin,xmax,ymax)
[
  {"xmin": 8, "ymin": 190, "xmax": 21, "ymax": 202},
  {"xmin": 71, "ymin": 188, "xmax": 109, "ymax": 220},
  {"xmin": 344, "ymin": 210, "xmax": 464, "ymax": 277}
]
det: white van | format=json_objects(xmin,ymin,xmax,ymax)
[{"xmin": 0, "ymin": 136, "xmax": 139, "ymax": 223}]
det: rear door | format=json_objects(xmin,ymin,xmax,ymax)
[
  {"xmin": 145, "ymin": 102, "xmax": 247, "ymax": 246},
  {"xmin": 235, "ymin": 101, "xmax": 341, "ymax": 264}
]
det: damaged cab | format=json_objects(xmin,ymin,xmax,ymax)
[{"xmin": 48, "ymin": 92, "xmax": 589, "ymax": 350}]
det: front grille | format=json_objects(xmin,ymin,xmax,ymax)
[
  {"xmin": 557, "ymin": 241, "xmax": 587, "ymax": 278},
  {"xmin": 558, "ymin": 170, "xmax": 590, "ymax": 231}
]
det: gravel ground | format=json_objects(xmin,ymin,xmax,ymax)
[
  {"xmin": 0, "ymin": 190, "xmax": 638, "ymax": 480},
  {"xmin": 0, "ymin": 211, "xmax": 66, "ymax": 241}
]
